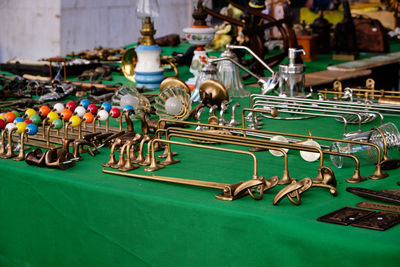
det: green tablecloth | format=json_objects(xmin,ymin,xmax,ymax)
[{"xmin": 1, "ymin": 44, "xmax": 400, "ymax": 267}]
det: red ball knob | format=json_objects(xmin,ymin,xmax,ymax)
[
  {"xmin": 87, "ymin": 104, "xmax": 98, "ymax": 115},
  {"xmin": 110, "ymin": 107, "xmax": 121, "ymax": 118},
  {"xmin": 66, "ymin": 101, "xmax": 77, "ymax": 112}
]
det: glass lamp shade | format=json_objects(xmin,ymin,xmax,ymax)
[
  {"xmin": 155, "ymin": 86, "xmax": 192, "ymax": 120},
  {"xmin": 330, "ymin": 122, "xmax": 400, "ymax": 168},
  {"xmin": 111, "ymin": 85, "xmax": 150, "ymax": 117},
  {"xmin": 191, "ymin": 64, "xmax": 218, "ymax": 102},
  {"xmin": 136, "ymin": 0, "xmax": 160, "ymax": 20},
  {"xmin": 216, "ymin": 50, "xmax": 250, "ymax": 98}
]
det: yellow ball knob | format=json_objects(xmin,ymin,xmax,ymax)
[
  {"xmin": 16, "ymin": 122, "xmax": 27, "ymax": 134},
  {"xmin": 47, "ymin": 111, "xmax": 59, "ymax": 123},
  {"xmin": 25, "ymin": 108, "xmax": 37, "ymax": 119},
  {"xmin": 69, "ymin": 115, "xmax": 81, "ymax": 127}
]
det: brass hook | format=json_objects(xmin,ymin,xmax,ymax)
[
  {"xmin": 3, "ymin": 128, "xmax": 17, "ymax": 159},
  {"xmin": 102, "ymin": 138, "xmax": 123, "ymax": 167},
  {"xmin": 119, "ymin": 140, "xmax": 139, "ymax": 171}
]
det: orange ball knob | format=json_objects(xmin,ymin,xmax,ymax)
[
  {"xmin": 83, "ymin": 112, "xmax": 94, "ymax": 123},
  {"xmin": 39, "ymin": 106, "xmax": 51, "ymax": 117},
  {"xmin": 60, "ymin": 109, "xmax": 72, "ymax": 121},
  {"xmin": 4, "ymin": 112, "xmax": 16, "ymax": 123}
]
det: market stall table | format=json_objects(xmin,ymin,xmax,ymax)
[{"xmin": 0, "ymin": 43, "xmax": 400, "ymax": 267}]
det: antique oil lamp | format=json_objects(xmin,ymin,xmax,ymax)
[
  {"xmin": 183, "ymin": 0, "xmax": 216, "ymax": 98},
  {"xmin": 134, "ymin": 0, "xmax": 163, "ymax": 89}
]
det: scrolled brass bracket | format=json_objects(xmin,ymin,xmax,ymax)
[{"xmin": 274, "ymin": 167, "xmax": 338, "ymax": 206}]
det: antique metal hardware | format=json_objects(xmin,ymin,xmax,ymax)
[
  {"xmin": 158, "ymin": 116, "xmax": 386, "ymax": 180},
  {"xmin": 44, "ymin": 148, "xmax": 75, "ymax": 170},
  {"xmin": 3, "ymin": 127, "xmax": 17, "ymax": 159},
  {"xmin": 229, "ymin": 102, "xmax": 241, "ymax": 127},
  {"xmin": 157, "ymin": 118, "xmax": 384, "ymax": 181},
  {"xmin": 252, "ymin": 97, "xmax": 381, "ymax": 127},
  {"xmin": 273, "ymin": 166, "xmax": 338, "ymax": 205},
  {"xmin": 317, "ymin": 207, "xmax": 375, "ymax": 226},
  {"xmin": 240, "ymin": 108, "xmax": 278, "ymax": 130},
  {"xmin": 195, "ymin": 107, "xmax": 205, "ymax": 131},
  {"xmin": 102, "ymin": 168, "xmax": 279, "ymax": 201},
  {"xmin": 251, "ymin": 94, "xmax": 384, "ymax": 125},
  {"xmin": 165, "ymin": 127, "xmax": 365, "ymax": 183},
  {"xmin": 208, "ymin": 105, "xmax": 219, "ymax": 126},
  {"xmin": 119, "ymin": 140, "xmax": 140, "ymax": 172},
  {"xmin": 219, "ymin": 101, "xmax": 229, "ymax": 126},
  {"xmin": 369, "ymin": 126, "xmax": 400, "ymax": 170},
  {"xmin": 72, "ymin": 139, "xmax": 94, "ymax": 161},
  {"xmin": 318, "ymin": 79, "xmax": 400, "ymax": 103},
  {"xmin": 162, "ymin": 127, "xmax": 325, "ymax": 165},
  {"xmin": 102, "ymin": 138, "xmax": 123, "ymax": 167},
  {"xmin": 0, "ymin": 128, "xmax": 9, "ymax": 156},
  {"xmin": 25, "ymin": 148, "xmax": 47, "ymax": 167},
  {"xmin": 252, "ymin": 104, "xmax": 357, "ymax": 135},
  {"xmin": 144, "ymin": 138, "xmax": 260, "ymax": 177},
  {"xmin": 347, "ymin": 187, "xmax": 400, "ymax": 205},
  {"xmin": 351, "ymin": 211, "xmax": 400, "ymax": 231},
  {"xmin": 209, "ymin": 57, "xmax": 277, "ymax": 96},
  {"xmin": 356, "ymin": 202, "xmax": 400, "ymax": 213},
  {"xmin": 162, "ymin": 131, "xmax": 291, "ymax": 184}
]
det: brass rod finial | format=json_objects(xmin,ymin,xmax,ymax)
[{"xmin": 139, "ymin": 17, "xmax": 156, "ymax": 46}]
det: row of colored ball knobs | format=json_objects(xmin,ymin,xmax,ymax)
[{"xmin": 0, "ymin": 99, "xmax": 135, "ymax": 139}]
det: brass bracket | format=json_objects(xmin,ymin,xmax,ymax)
[
  {"xmin": 102, "ymin": 168, "xmax": 279, "ymax": 201},
  {"xmin": 273, "ymin": 166, "xmax": 338, "ymax": 205}
]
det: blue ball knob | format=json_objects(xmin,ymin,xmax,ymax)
[
  {"xmin": 26, "ymin": 124, "xmax": 38, "ymax": 135},
  {"xmin": 80, "ymin": 99, "xmax": 90, "ymax": 109},
  {"xmin": 101, "ymin": 102, "xmax": 112, "ymax": 112}
]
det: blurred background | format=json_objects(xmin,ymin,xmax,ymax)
[{"xmin": 0, "ymin": 0, "xmax": 196, "ymax": 62}]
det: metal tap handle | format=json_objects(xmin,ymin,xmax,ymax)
[
  {"xmin": 226, "ymin": 44, "xmax": 275, "ymax": 75},
  {"xmin": 343, "ymin": 88, "xmax": 354, "ymax": 102},
  {"xmin": 209, "ymin": 105, "xmax": 218, "ymax": 117},
  {"xmin": 219, "ymin": 101, "xmax": 229, "ymax": 126},
  {"xmin": 195, "ymin": 107, "xmax": 205, "ymax": 131},
  {"xmin": 288, "ymin": 48, "xmax": 306, "ymax": 65},
  {"xmin": 229, "ymin": 102, "xmax": 241, "ymax": 126}
]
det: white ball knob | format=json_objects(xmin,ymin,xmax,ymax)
[
  {"xmin": 6, "ymin": 123, "xmax": 17, "ymax": 132},
  {"xmin": 97, "ymin": 110, "xmax": 109, "ymax": 121},
  {"xmin": 74, "ymin": 106, "xmax": 86, "ymax": 118},
  {"xmin": 53, "ymin": 103, "xmax": 65, "ymax": 114},
  {"xmin": 165, "ymin": 97, "xmax": 184, "ymax": 116}
]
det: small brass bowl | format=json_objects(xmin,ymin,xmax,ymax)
[{"xmin": 199, "ymin": 79, "xmax": 229, "ymax": 106}]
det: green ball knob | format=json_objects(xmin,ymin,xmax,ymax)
[
  {"xmin": 52, "ymin": 118, "xmax": 63, "ymax": 130},
  {"xmin": 30, "ymin": 114, "xmax": 42, "ymax": 125}
]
